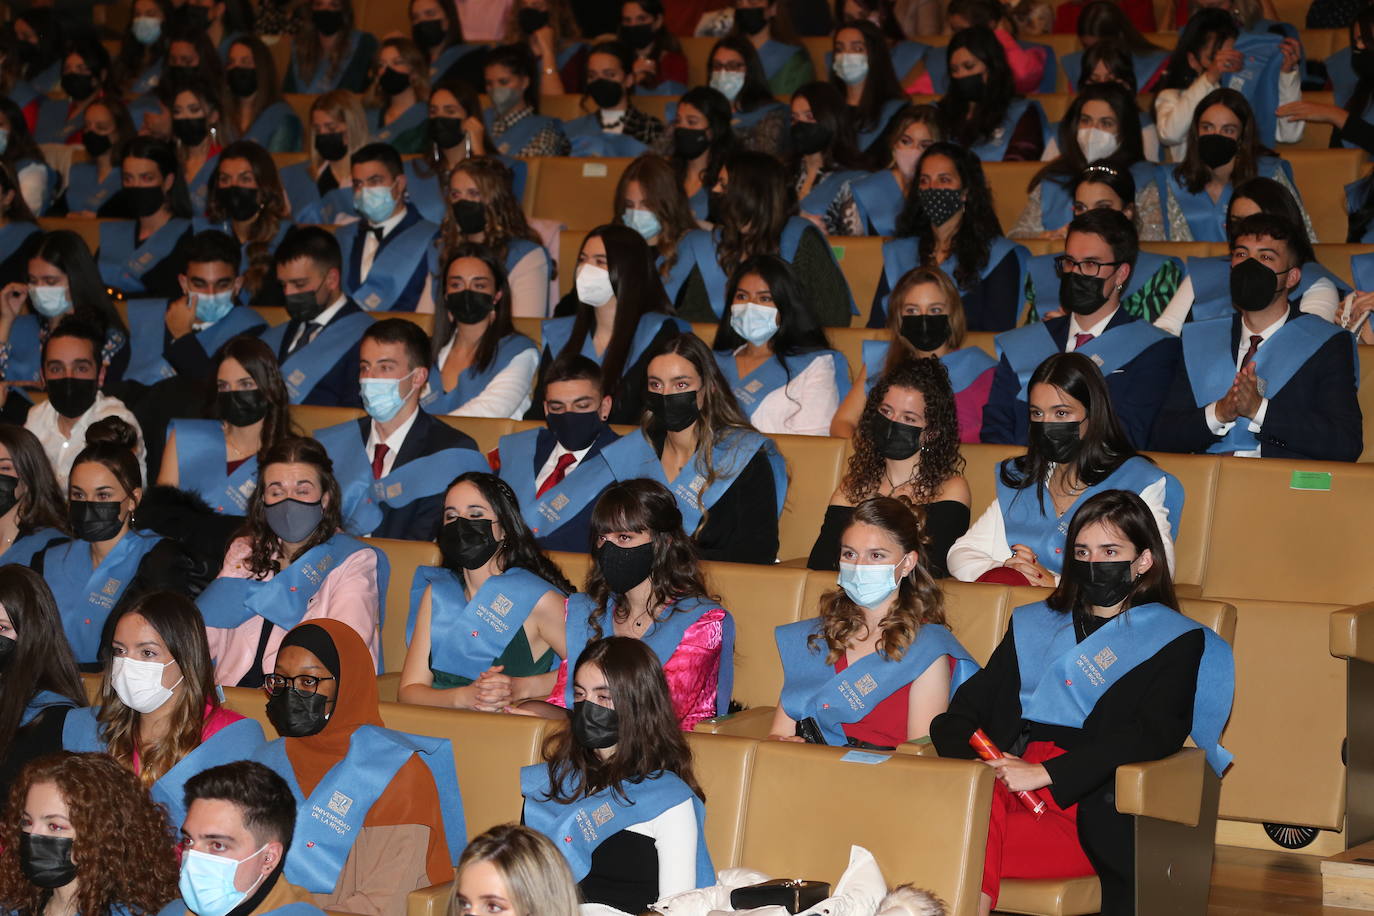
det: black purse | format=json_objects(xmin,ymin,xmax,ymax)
[
  {"xmin": 730, "ymin": 879, "xmax": 831, "ymax": 914},
  {"xmin": 794, "ymin": 716, "xmax": 826, "ymax": 744}
]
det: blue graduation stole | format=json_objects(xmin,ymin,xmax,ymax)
[
  {"xmin": 881, "ymin": 236, "xmax": 1024, "ymax": 309},
  {"xmin": 368, "ymin": 102, "xmax": 428, "ymax": 145},
  {"xmin": 496, "ymin": 428, "xmax": 616, "ymax": 539},
  {"xmin": 295, "ymin": 187, "xmax": 356, "ymax": 226},
  {"xmin": 600, "ymin": 428, "xmax": 788, "ymax": 536},
  {"xmin": 280, "ymin": 161, "xmax": 324, "ymax": 217},
  {"xmin": 431, "ymin": 43, "xmax": 481, "ymax": 80},
  {"xmin": 996, "ymin": 456, "xmax": 1183, "ymax": 576},
  {"xmin": 60, "ymin": 705, "xmax": 102, "ymax": 751},
  {"xmin": 34, "ymin": 97, "xmax": 82, "ymax": 144},
  {"xmin": 46, "ymin": 529, "xmax": 162, "ymax": 663},
  {"xmin": 732, "ymin": 100, "xmax": 787, "ymax": 133},
  {"xmin": 563, "ymin": 593, "xmax": 735, "ymax": 715},
  {"xmin": 995, "ymin": 316, "xmax": 1168, "ymax": 399},
  {"xmin": 124, "ymin": 299, "xmax": 267, "ymax": 385},
  {"xmin": 421, "ymin": 333, "xmax": 537, "ymax": 414},
  {"xmin": 313, "ymin": 419, "xmax": 489, "ymax": 536},
  {"xmin": 850, "ymin": 170, "xmax": 903, "ymax": 236},
  {"xmin": 63, "ymin": 163, "xmax": 122, "ymax": 213},
  {"xmin": 4, "ymin": 310, "xmax": 41, "ymax": 386},
  {"xmin": 0, "ymin": 526, "xmax": 65, "ymax": 568},
  {"xmin": 28, "ymin": 61, "xmax": 60, "ymax": 96},
  {"xmin": 860, "ymin": 341, "xmax": 996, "ymax": 395},
  {"xmin": 1012, "ymin": 600, "xmax": 1234, "ymax": 775},
  {"xmin": 1164, "ymin": 157, "xmax": 1292, "ymax": 242},
  {"xmin": 636, "ymin": 79, "xmax": 688, "ymax": 97},
  {"xmin": 1330, "ymin": 46, "xmax": 1357, "ymax": 107},
  {"xmin": 541, "ymin": 313, "xmax": 684, "ymax": 372},
  {"xmin": 170, "ymin": 418, "xmax": 260, "ymax": 514},
  {"xmin": 520, "ymin": 764, "xmax": 713, "ymax": 886},
  {"xmin": 1348, "ymin": 181, "xmax": 1374, "ymax": 242},
  {"xmin": 150, "ymin": 718, "xmax": 268, "ymax": 828},
  {"xmin": 254, "ymin": 728, "xmax": 464, "ymax": 892},
  {"xmin": 339, "ymin": 214, "xmax": 438, "ymax": 311},
  {"xmin": 713, "ymin": 349, "xmax": 851, "ymax": 417},
  {"xmin": 244, "ymin": 101, "xmax": 303, "ymax": 150},
  {"xmin": 160, "ymin": 901, "xmax": 321, "ymax": 916},
  {"xmin": 775, "ymin": 617, "xmax": 977, "ymax": 746},
  {"xmin": 403, "ymin": 159, "xmax": 447, "ymax": 224},
  {"xmin": 688, "ymin": 187, "xmax": 708, "ymax": 222},
  {"xmin": 855, "ymin": 99, "xmax": 906, "ymax": 152},
  {"xmin": 1180, "ymin": 314, "xmax": 1352, "ymax": 453},
  {"xmin": 23, "ymin": 689, "xmax": 77, "ymax": 728},
  {"xmin": 186, "ymin": 155, "xmax": 220, "ymax": 216},
  {"xmin": 484, "ymin": 109, "xmax": 564, "ymax": 157},
  {"xmin": 757, "ymin": 39, "xmax": 802, "ymax": 79},
  {"xmin": 1061, "ymin": 49, "xmax": 1167, "ymax": 92},
  {"xmin": 799, "ymin": 169, "xmax": 865, "ymax": 217},
  {"xmin": 98, "ymin": 218, "xmax": 191, "ymax": 294},
  {"xmin": 1225, "ymin": 32, "xmax": 1284, "ymax": 147},
  {"xmin": 569, "ymin": 129, "xmax": 650, "ymax": 158},
  {"xmin": 889, "ymin": 40, "xmax": 928, "ymax": 78},
  {"xmin": 970, "ymin": 99, "xmax": 1040, "ymax": 162},
  {"xmin": 291, "ymin": 30, "xmax": 363, "ymax": 94},
  {"xmin": 406, "ymin": 565, "xmax": 563, "ymax": 681},
  {"xmin": 0, "ymin": 221, "xmax": 39, "ymax": 265},
  {"xmin": 260, "ymin": 311, "xmax": 375, "ymax": 403},
  {"xmin": 1355, "ymin": 251, "xmax": 1374, "ymax": 290},
  {"xmin": 678, "ymin": 218, "xmax": 812, "ymax": 318}
]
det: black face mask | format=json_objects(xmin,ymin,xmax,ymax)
[
  {"xmin": 918, "ymin": 187, "xmax": 963, "ymax": 226},
  {"xmin": 0, "ymin": 633, "xmax": 14, "ymax": 672},
  {"xmin": 1196, "ymin": 133, "xmax": 1238, "ymax": 169},
  {"xmin": 953, "ymin": 72, "xmax": 986, "ymax": 101},
  {"xmin": 163, "ymin": 64, "xmax": 197, "ymax": 86},
  {"xmin": 378, "ymin": 66, "xmax": 411, "ymax": 96},
  {"xmin": 445, "ymin": 289, "xmax": 495, "ymax": 325},
  {"xmin": 546, "ymin": 409, "xmax": 604, "ymax": 452},
  {"xmin": 438, "ymin": 516, "xmax": 501, "ymax": 570},
  {"xmin": 173, "ymin": 116, "xmax": 209, "ymax": 147},
  {"xmin": 598, "ymin": 540, "xmax": 654, "ymax": 594},
  {"xmin": 60, "ymin": 72, "xmax": 95, "ymax": 101},
  {"xmin": 734, "ymin": 6, "xmax": 768, "ymax": 35},
  {"xmin": 312, "ymin": 9, "xmax": 345, "ymax": 36},
  {"xmin": 900, "ymin": 314, "xmax": 950, "ymax": 352},
  {"xmin": 1068, "ymin": 558, "xmax": 1136, "ymax": 607},
  {"xmin": 125, "ymin": 185, "xmax": 166, "ymax": 219},
  {"xmin": 20, "ymin": 834, "xmax": 77, "ymax": 889},
  {"xmin": 218, "ymin": 389, "xmax": 270, "ymax": 427},
  {"xmin": 672, "ymin": 127, "xmax": 710, "ymax": 159},
  {"xmin": 789, "ymin": 120, "xmax": 832, "ymax": 155},
  {"xmin": 587, "ymin": 78, "xmax": 625, "ymax": 109},
  {"xmin": 646, "ymin": 390, "xmax": 699, "ymax": 432},
  {"xmin": 1059, "ymin": 270, "xmax": 1112, "ymax": 316},
  {"xmin": 284, "ymin": 289, "xmax": 326, "ymax": 323},
  {"xmin": 1029, "ymin": 420, "xmax": 1082, "ymax": 463},
  {"xmin": 216, "ymin": 186, "xmax": 259, "ymax": 222},
  {"xmin": 429, "ymin": 116, "xmax": 465, "ymax": 150},
  {"xmin": 267, "ymin": 688, "xmax": 330, "ymax": 737},
  {"xmin": 869, "ymin": 413, "xmax": 923, "ymax": 460},
  {"xmin": 412, "ymin": 19, "xmax": 447, "ymax": 49},
  {"xmin": 451, "ymin": 198, "xmax": 486, "ymax": 235},
  {"xmin": 226, "ymin": 66, "xmax": 259, "ymax": 98},
  {"xmin": 70, "ymin": 499, "xmax": 125, "ymax": 543},
  {"xmin": 314, "ymin": 131, "xmax": 348, "ymax": 162},
  {"xmin": 46, "ymin": 377, "xmax": 98, "ymax": 419},
  {"xmin": 0, "ymin": 474, "xmax": 19, "ymax": 518},
  {"xmin": 1230, "ymin": 257, "xmax": 1285, "ymax": 312},
  {"xmin": 517, "ymin": 6, "xmax": 549, "ymax": 32},
  {"xmin": 81, "ymin": 131, "xmax": 112, "ymax": 159},
  {"xmin": 571, "ymin": 699, "xmax": 620, "ymax": 749},
  {"xmin": 619, "ymin": 23, "xmax": 655, "ymax": 49}
]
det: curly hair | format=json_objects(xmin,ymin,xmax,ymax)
[
  {"xmin": 236, "ymin": 437, "xmax": 343, "ymax": 579},
  {"xmin": 204, "ymin": 141, "xmax": 290, "ymax": 296},
  {"xmin": 0, "ymin": 752, "xmax": 179, "ymax": 916},
  {"xmin": 812, "ymin": 497, "xmax": 948, "ymax": 663},
  {"xmin": 843, "ymin": 358, "xmax": 964, "ymax": 506},
  {"xmin": 439, "ymin": 157, "xmax": 541, "ymax": 265}
]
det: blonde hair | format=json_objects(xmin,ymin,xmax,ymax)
[
  {"xmin": 454, "ymin": 825, "xmax": 580, "ymax": 916},
  {"xmin": 882, "ymin": 265, "xmax": 968, "ymax": 378},
  {"xmin": 307, "ymin": 90, "xmax": 369, "ymax": 174}
]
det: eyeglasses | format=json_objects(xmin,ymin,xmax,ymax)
[
  {"xmin": 1054, "ymin": 255, "xmax": 1123, "ymax": 279},
  {"xmin": 263, "ymin": 673, "xmax": 336, "ymax": 697}
]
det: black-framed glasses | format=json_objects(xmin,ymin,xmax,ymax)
[
  {"xmin": 263, "ymin": 674, "xmax": 336, "ymax": 697},
  {"xmin": 1054, "ymin": 255, "xmax": 1123, "ymax": 278}
]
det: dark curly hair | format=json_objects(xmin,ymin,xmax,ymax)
[
  {"xmin": 0, "ymin": 752, "xmax": 179, "ymax": 916},
  {"xmin": 843, "ymin": 357, "xmax": 964, "ymax": 507},
  {"xmin": 236, "ymin": 437, "xmax": 343, "ymax": 579},
  {"xmin": 893, "ymin": 142, "xmax": 1002, "ymax": 292}
]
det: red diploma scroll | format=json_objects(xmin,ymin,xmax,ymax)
[{"xmin": 969, "ymin": 729, "xmax": 1049, "ymax": 819}]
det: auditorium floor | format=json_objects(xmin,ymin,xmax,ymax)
[{"xmin": 1208, "ymin": 845, "xmax": 1340, "ymax": 914}]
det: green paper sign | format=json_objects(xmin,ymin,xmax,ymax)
[
  {"xmin": 1289, "ymin": 471, "xmax": 1333, "ymax": 492},
  {"xmin": 832, "ymin": 246, "xmax": 846, "ymax": 261}
]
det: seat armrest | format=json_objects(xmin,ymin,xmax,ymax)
[
  {"xmin": 894, "ymin": 737, "xmax": 939, "ymax": 757},
  {"xmin": 1174, "ymin": 582, "xmax": 1203, "ymax": 598},
  {"xmin": 376, "ymin": 672, "xmax": 401, "ymax": 703},
  {"xmin": 407, "ymin": 877, "xmax": 455, "ymax": 916},
  {"xmin": 1331, "ymin": 603, "xmax": 1374, "ymax": 663},
  {"xmin": 1114, "ymin": 748, "xmax": 1204, "ymax": 826},
  {"xmin": 693, "ymin": 705, "xmax": 776, "ymax": 737}
]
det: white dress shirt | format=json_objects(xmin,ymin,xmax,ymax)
[
  {"xmin": 432, "ymin": 336, "xmax": 538, "ymax": 419},
  {"xmin": 288, "ymin": 294, "xmax": 348, "ymax": 352},
  {"xmin": 740, "ymin": 351, "xmax": 841, "ymax": 436},
  {"xmin": 1202, "ymin": 310, "xmax": 1287, "ymax": 457},
  {"xmin": 364, "ymin": 405, "xmax": 420, "ymax": 479},
  {"xmin": 359, "ymin": 206, "xmax": 407, "ymax": 281},
  {"xmin": 25, "ymin": 392, "xmax": 146, "ymax": 489},
  {"xmin": 1064, "ymin": 308, "xmax": 1118, "ymax": 352},
  {"xmin": 534, "ymin": 439, "xmax": 595, "ymax": 491}
]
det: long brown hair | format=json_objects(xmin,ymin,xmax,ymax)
[
  {"xmin": 204, "ymin": 141, "xmax": 290, "ymax": 295},
  {"xmin": 614, "ymin": 153, "xmax": 697, "ymax": 279},
  {"xmin": 1046, "ymin": 489, "xmax": 1179, "ymax": 619},
  {"xmin": 294, "ymin": 0, "xmax": 358, "ymax": 88},
  {"xmin": 208, "ymin": 336, "xmax": 298, "ymax": 452},
  {"xmin": 881, "ymin": 265, "xmax": 968, "ymax": 379},
  {"xmin": 223, "ymin": 35, "xmax": 286, "ymax": 130},
  {"xmin": 1173, "ymin": 88, "xmax": 1270, "ymax": 195},
  {"xmin": 0, "ymin": 424, "xmax": 68, "ymax": 534},
  {"xmin": 715, "ymin": 150, "xmax": 795, "ymax": 273},
  {"xmin": 812, "ymin": 497, "xmax": 948, "ymax": 663},
  {"xmin": 0, "ymin": 566, "xmax": 85, "ymax": 755},
  {"xmin": 366, "ymin": 37, "xmax": 431, "ymax": 109},
  {"xmin": 439, "ymin": 157, "xmax": 541, "ymax": 264},
  {"xmin": 434, "ymin": 243, "xmax": 517, "ymax": 373},
  {"xmin": 539, "ymin": 637, "xmax": 703, "ymax": 803},
  {"xmin": 237, "ymin": 437, "xmax": 343, "ymax": 579}
]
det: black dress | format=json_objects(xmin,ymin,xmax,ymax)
[
  {"xmin": 807, "ymin": 500, "xmax": 971, "ymax": 576},
  {"xmin": 0, "ymin": 703, "xmax": 73, "ymax": 802}
]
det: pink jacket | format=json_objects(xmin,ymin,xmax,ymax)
[{"xmin": 910, "ymin": 28, "xmax": 1046, "ymax": 96}]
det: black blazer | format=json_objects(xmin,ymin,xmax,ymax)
[
  {"xmin": 1149, "ymin": 307, "xmax": 1362, "ymax": 461},
  {"xmin": 524, "ymin": 425, "xmax": 620, "ymax": 553},
  {"xmin": 356, "ymin": 410, "xmax": 478, "ymax": 541},
  {"xmin": 274, "ymin": 298, "xmax": 367, "ymax": 408}
]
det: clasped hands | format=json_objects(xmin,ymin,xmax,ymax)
[{"xmin": 1213, "ymin": 362, "xmax": 1263, "ymax": 425}]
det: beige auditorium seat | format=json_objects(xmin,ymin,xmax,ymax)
[
  {"xmin": 288, "ymin": 404, "xmax": 366, "ymax": 437},
  {"xmin": 546, "ymin": 549, "xmax": 594, "ymax": 589},
  {"xmin": 771, "ymin": 433, "xmax": 849, "ymax": 562},
  {"xmin": 684, "ymin": 731, "xmax": 759, "ymax": 869},
  {"xmin": 1313, "ymin": 243, "xmax": 1362, "ymax": 290},
  {"xmin": 831, "ymin": 236, "xmax": 887, "ymax": 326},
  {"xmin": 365, "ymin": 536, "xmax": 440, "ymax": 691},
  {"xmin": 1285, "ymin": 148, "xmax": 1364, "ymax": 244},
  {"xmin": 522, "ymin": 157, "xmax": 632, "ymax": 229},
  {"xmin": 38, "ymin": 217, "xmax": 101, "ymax": 254},
  {"xmin": 982, "ymin": 162, "xmax": 1045, "ymax": 232}
]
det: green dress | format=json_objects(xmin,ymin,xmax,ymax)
[{"xmin": 431, "ymin": 625, "xmax": 558, "ymax": 688}]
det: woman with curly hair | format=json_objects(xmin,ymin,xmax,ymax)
[
  {"xmin": 201, "ymin": 144, "xmax": 294, "ymax": 305},
  {"xmin": 810, "ymin": 360, "xmax": 970, "ymax": 576},
  {"xmin": 777, "ymin": 497, "xmax": 975, "ymax": 748},
  {"xmin": 0, "ymin": 752, "xmax": 180, "ymax": 916}
]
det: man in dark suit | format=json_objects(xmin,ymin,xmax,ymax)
[
  {"xmin": 339, "ymin": 143, "xmax": 440, "ymax": 313},
  {"xmin": 269, "ymin": 226, "xmax": 372, "ymax": 408},
  {"xmin": 1151, "ymin": 213, "xmax": 1362, "ymax": 461},
  {"xmin": 982, "ymin": 209, "xmax": 1180, "ymax": 448},
  {"xmin": 494, "ymin": 354, "xmax": 620, "ymax": 552}
]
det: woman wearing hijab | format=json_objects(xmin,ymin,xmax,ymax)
[{"xmin": 252, "ymin": 619, "xmax": 464, "ymax": 916}]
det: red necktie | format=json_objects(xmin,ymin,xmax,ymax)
[
  {"xmin": 1241, "ymin": 334, "xmax": 1263, "ymax": 368},
  {"xmin": 1074, "ymin": 332, "xmax": 1095, "ymax": 350},
  {"xmin": 537, "ymin": 453, "xmax": 577, "ymax": 497},
  {"xmin": 371, "ymin": 443, "xmax": 389, "ymax": 479}
]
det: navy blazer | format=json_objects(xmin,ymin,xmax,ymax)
[
  {"xmin": 982, "ymin": 309, "xmax": 1181, "ymax": 449},
  {"xmin": 345, "ymin": 203, "xmax": 436, "ymax": 312},
  {"xmin": 355, "ymin": 410, "xmax": 479, "ymax": 541},
  {"xmin": 512, "ymin": 425, "xmax": 619, "ymax": 554},
  {"xmin": 1149, "ymin": 306, "xmax": 1362, "ymax": 461},
  {"xmin": 274, "ymin": 299, "xmax": 367, "ymax": 408}
]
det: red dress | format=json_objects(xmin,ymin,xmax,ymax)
[{"xmin": 834, "ymin": 653, "xmax": 911, "ymax": 748}]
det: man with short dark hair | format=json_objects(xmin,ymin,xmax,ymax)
[
  {"xmin": 982, "ymin": 208, "xmax": 1180, "ymax": 447},
  {"xmin": 313, "ymin": 319, "xmax": 484, "ymax": 540},
  {"xmin": 339, "ymin": 143, "xmax": 439, "ymax": 312},
  {"xmin": 1151, "ymin": 214, "xmax": 1362, "ymax": 460},
  {"xmin": 492, "ymin": 353, "xmax": 619, "ymax": 551}
]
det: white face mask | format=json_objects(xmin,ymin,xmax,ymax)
[
  {"xmin": 1076, "ymin": 126, "xmax": 1120, "ymax": 163},
  {"xmin": 111, "ymin": 655, "xmax": 183, "ymax": 714},
  {"xmin": 729, "ymin": 301, "xmax": 779, "ymax": 346},
  {"xmin": 575, "ymin": 264, "xmax": 615, "ymax": 307}
]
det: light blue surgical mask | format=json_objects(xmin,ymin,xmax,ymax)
[
  {"xmin": 838, "ymin": 560, "xmax": 902, "ymax": 608},
  {"xmin": 354, "ymin": 183, "xmax": 397, "ymax": 224},
  {"xmin": 132, "ymin": 15, "xmax": 162, "ymax": 45},
  {"xmin": 194, "ymin": 289, "xmax": 235, "ymax": 324},
  {"xmin": 621, "ymin": 207, "xmax": 661, "ymax": 241},
  {"xmin": 729, "ymin": 301, "xmax": 779, "ymax": 346},
  {"xmin": 360, "ymin": 372, "xmax": 414, "ymax": 423},
  {"xmin": 28, "ymin": 284, "xmax": 71, "ymax": 318},
  {"xmin": 0, "ymin": 129, "xmax": 9, "ymax": 157},
  {"xmin": 489, "ymin": 85, "xmax": 521, "ymax": 112},
  {"xmin": 710, "ymin": 70, "xmax": 745, "ymax": 102},
  {"xmin": 178, "ymin": 845, "xmax": 268, "ymax": 916},
  {"xmin": 833, "ymin": 52, "xmax": 869, "ymax": 85}
]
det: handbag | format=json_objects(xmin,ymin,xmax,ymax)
[{"xmin": 730, "ymin": 879, "xmax": 831, "ymax": 913}]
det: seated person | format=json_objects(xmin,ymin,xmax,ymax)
[
  {"xmin": 786, "ymin": 82, "xmax": 867, "ymax": 236},
  {"xmin": 251, "ymin": 620, "xmax": 462, "ymax": 916},
  {"xmin": 844, "ymin": 105, "xmax": 944, "ymax": 238},
  {"xmin": 313, "ymin": 319, "xmax": 484, "ymax": 539},
  {"xmin": 97, "ymin": 137, "xmax": 194, "ymax": 300},
  {"xmin": 1150, "ymin": 214, "xmax": 1362, "ymax": 461},
  {"xmin": 197, "ymin": 437, "xmax": 385, "ymax": 686},
  {"xmin": 949, "ymin": 353, "xmax": 1183, "ymax": 587},
  {"xmin": 282, "ymin": 0, "xmax": 378, "ymax": 94},
  {"xmin": 983, "ymin": 209, "xmax": 1180, "ymax": 448},
  {"xmin": 224, "ymin": 36, "xmax": 305, "ymax": 153},
  {"xmin": 122, "ymin": 230, "xmax": 268, "ymax": 387},
  {"xmin": 493, "ymin": 354, "xmax": 622, "ymax": 553},
  {"xmin": 0, "ymin": 163, "xmax": 41, "ymax": 287},
  {"xmin": 197, "ymin": 142, "xmax": 297, "ymax": 307},
  {"xmin": 400, "ymin": 471, "xmax": 573, "ymax": 709},
  {"xmin": 482, "ymin": 44, "xmax": 572, "ymax": 157},
  {"xmin": 263, "ymin": 227, "xmax": 373, "ymax": 407},
  {"xmin": 169, "ymin": 761, "xmax": 330, "ymax": 916},
  {"xmin": 600, "ymin": 333, "xmax": 786, "ymax": 564},
  {"xmin": 730, "ymin": 0, "xmax": 814, "ymax": 95},
  {"xmin": 932, "ymin": 489, "xmax": 1234, "ymax": 916},
  {"xmin": 932, "ymin": 26, "xmax": 1046, "ymax": 161},
  {"xmin": 337, "ymin": 144, "xmax": 440, "ymax": 313},
  {"xmin": 704, "ymin": 37, "xmax": 789, "ymax": 158},
  {"xmin": 454, "ymin": 825, "xmax": 580, "ymax": 916},
  {"xmin": 810, "ymin": 360, "xmax": 970, "ymax": 576},
  {"xmin": 521, "ymin": 637, "xmax": 713, "ymax": 913},
  {"xmin": 562, "ymin": 40, "xmax": 666, "ymax": 156},
  {"xmin": 32, "ymin": 38, "xmax": 112, "ymax": 145},
  {"xmin": 777, "ymin": 497, "xmax": 977, "ymax": 748},
  {"xmin": 0, "ymin": 424, "xmax": 70, "ymax": 566},
  {"xmin": 60, "ymin": 591, "xmax": 264, "ymax": 828},
  {"xmin": 364, "ymin": 38, "xmax": 431, "ymax": 153},
  {"xmin": 279, "ymin": 92, "xmax": 367, "ymax": 224}
]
